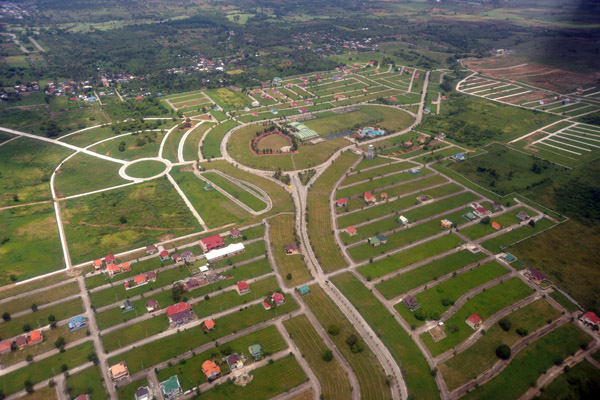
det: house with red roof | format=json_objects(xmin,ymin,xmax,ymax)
[
  {"xmin": 0, "ymin": 340, "xmax": 12, "ymax": 355},
  {"xmin": 201, "ymin": 360, "xmax": 221, "ymax": 381},
  {"xmin": 263, "ymin": 301, "xmax": 272, "ymax": 310},
  {"xmin": 199, "ymin": 234, "xmax": 225, "ymax": 252},
  {"xmin": 364, "ymin": 192, "xmax": 377, "ymax": 204},
  {"xmin": 380, "ymin": 192, "xmax": 388, "ymax": 201},
  {"xmin": 236, "ymin": 281, "xmax": 250, "ymax": 295},
  {"xmin": 346, "ymin": 226, "xmax": 358, "ymax": 236},
  {"xmin": 230, "ymin": 228, "xmax": 242, "ymax": 239},
  {"xmin": 581, "ymin": 312, "xmax": 599, "ymax": 327},
  {"xmin": 166, "ymin": 302, "xmax": 195, "ymax": 327},
  {"xmin": 336, "ymin": 198, "xmax": 348, "ymax": 208},
  {"xmin": 159, "ymin": 250, "xmax": 171, "ymax": 261},
  {"xmin": 105, "ymin": 254, "xmax": 116, "ymax": 265},
  {"xmin": 272, "ymin": 293, "xmax": 285, "ymax": 305},
  {"xmin": 491, "ymin": 221, "xmax": 501, "ymax": 230},
  {"xmin": 465, "ymin": 314, "xmax": 482, "ymax": 330},
  {"xmin": 203, "ymin": 319, "xmax": 216, "ymax": 331}
]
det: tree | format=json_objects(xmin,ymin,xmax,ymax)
[
  {"xmin": 24, "ymin": 380, "xmax": 34, "ymax": 394},
  {"xmin": 54, "ymin": 337, "xmax": 66, "ymax": 349},
  {"xmin": 346, "ymin": 334, "xmax": 358, "ymax": 347},
  {"xmin": 328, "ymin": 324, "xmax": 340, "ymax": 336},
  {"xmin": 172, "ymin": 283, "xmax": 186, "ymax": 303},
  {"xmin": 31, "ymin": 304, "xmax": 38, "ymax": 312},
  {"xmin": 286, "ymin": 273, "xmax": 292, "ymax": 280},
  {"xmin": 480, "ymin": 216, "xmax": 491, "ymax": 225},
  {"xmin": 498, "ymin": 318, "xmax": 511, "ymax": 331},
  {"xmin": 2, "ymin": 312, "xmax": 10, "ymax": 321},
  {"xmin": 496, "ymin": 344, "xmax": 511, "ymax": 360},
  {"xmin": 516, "ymin": 327, "xmax": 529, "ymax": 337},
  {"xmin": 322, "ymin": 349, "xmax": 333, "ymax": 362},
  {"xmin": 88, "ymin": 351, "xmax": 99, "ymax": 364}
]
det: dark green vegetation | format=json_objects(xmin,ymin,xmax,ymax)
[{"xmin": 537, "ymin": 360, "xmax": 600, "ymax": 400}]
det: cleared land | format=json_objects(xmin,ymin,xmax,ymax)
[
  {"xmin": 202, "ymin": 171, "xmax": 266, "ymax": 212},
  {"xmin": 269, "ymin": 214, "xmax": 312, "ymax": 286}
]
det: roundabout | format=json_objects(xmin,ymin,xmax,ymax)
[{"xmin": 119, "ymin": 158, "xmax": 172, "ymax": 181}]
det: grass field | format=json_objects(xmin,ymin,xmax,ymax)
[
  {"xmin": 460, "ymin": 207, "xmax": 531, "ymax": 240},
  {"xmin": 196, "ymin": 355, "xmax": 307, "ymax": 400},
  {"xmin": 170, "ymin": 168, "xmax": 251, "ymax": 227},
  {"xmin": 537, "ymin": 359, "xmax": 600, "ymax": 399},
  {"xmin": 283, "ymin": 315, "xmax": 352, "ymax": 400},
  {"xmin": 440, "ymin": 299, "xmax": 562, "ymax": 390},
  {"xmin": 549, "ymin": 290, "xmax": 580, "ymax": 313},
  {"xmin": 62, "ymin": 177, "xmax": 202, "ymax": 264},
  {"xmin": 0, "ymin": 203, "xmax": 65, "ymax": 284},
  {"xmin": 480, "ymin": 217, "xmax": 555, "ymax": 253},
  {"xmin": 202, "ymin": 120, "xmax": 239, "ymax": 159},
  {"xmin": 182, "ymin": 122, "xmax": 214, "ymax": 161},
  {"xmin": 462, "ymin": 324, "xmax": 591, "ymax": 400},
  {"xmin": 205, "ymin": 89, "xmax": 252, "ymax": 111},
  {"xmin": 376, "ymin": 250, "xmax": 487, "ymax": 299},
  {"xmin": 117, "ymin": 377, "xmax": 148, "ymax": 400},
  {"xmin": 0, "ymin": 272, "xmax": 68, "ymax": 302},
  {"xmin": 0, "ymin": 137, "xmax": 73, "ymax": 206},
  {"xmin": 332, "ymin": 273, "xmax": 440, "ymax": 399},
  {"xmin": 358, "ymin": 234, "xmax": 463, "ymax": 280},
  {"xmin": 421, "ymin": 278, "xmax": 535, "ymax": 356},
  {"xmin": 155, "ymin": 325, "xmax": 287, "ymax": 392},
  {"xmin": 336, "ymin": 168, "xmax": 434, "ymax": 200},
  {"xmin": 202, "ymin": 172, "xmax": 266, "ymax": 212},
  {"xmin": 268, "ymin": 214, "xmax": 312, "ymax": 287},
  {"xmin": 1, "ymin": 281, "xmax": 79, "ymax": 315},
  {"xmin": 65, "ymin": 365, "xmax": 105, "ymax": 400},
  {"xmin": 303, "ymin": 285, "xmax": 392, "ymax": 400},
  {"xmin": 54, "ymin": 153, "xmax": 129, "ymax": 197},
  {"xmin": 0, "ymin": 341, "xmax": 94, "ymax": 396},
  {"xmin": 340, "ymin": 161, "xmax": 413, "ymax": 186},
  {"xmin": 395, "ymin": 261, "xmax": 509, "ymax": 326},
  {"xmin": 89, "ymin": 130, "xmax": 166, "ymax": 161},
  {"xmin": 307, "ymin": 152, "xmax": 359, "ymax": 271},
  {"xmin": 108, "ymin": 299, "xmax": 298, "ymax": 374},
  {"xmin": 124, "ymin": 160, "xmax": 166, "ymax": 179}
]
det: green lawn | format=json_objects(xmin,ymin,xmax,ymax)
[
  {"xmin": 124, "ymin": 160, "xmax": 166, "ymax": 179},
  {"xmin": 302, "ymin": 285, "xmax": 392, "ymax": 400},
  {"xmin": 1, "ymin": 281, "xmax": 79, "ymax": 315},
  {"xmin": 341, "ymin": 161, "xmax": 413, "ymax": 186},
  {"xmin": 283, "ymin": 315, "xmax": 352, "ymax": 400},
  {"xmin": 332, "ymin": 273, "xmax": 440, "ymax": 399},
  {"xmin": 395, "ymin": 261, "xmax": 509, "ymax": 326},
  {"xmin": 421, "ymin": 278, "xmax": 535, "ymax": 356},
  {"xmin": 156, "ymin": 325, "xmax": 287, "ymax": 392},
  {"xmin": 108, "ymin": 299, "xmax": 299, "ymax": 374},
  {"xmin": 549, "ymin": 290, "xmax": 580, "ymax": 313},
  {"xmin": 202, "ymin": 172, "xmax": 266, "ymax": 212},
  {"xmin": 269, "ymin": 214, "xmax": 312, "ymax": 287},
  {"xmin": 461, "ymin": 207, "xmax": 531, "ymax": 240},
  {"xmin": 183, "ymin": 122, "xmax": 215, "ymax": 162},
  {"xmin": 481, "ymin": 218, "xmax": 555, "ymax": 253},
  {"xmin": 308, "ymin": 152, "xmax": 359, "ymax": 272},
  {"xmin": 65, "ymin": 365, "xmax": 106, "ymax": 400},
  {"xmin": 202, "ymin": 120, "xmax": 239, "ymax": 159},
  {"xmin": 376, "ymin": 250, "xmax": 487, "ymax": 299},
  {"xmin": 537, "ymin": 359, "xmax": 600, "ymax": 400},
  {"xmin": 117, "ymin": 378, "xmax": 148, "ymax": 400},
  {"xmin": 89, "ymin": 130, "xmax": 167, "ymax": 161},
  {"xmin": 102, "ymin": 314, "xmax": 169, "ymax": 352},
  {"xmin": 358, "ymin": 234, "xmax": 463, "ymax": 280},
  {"xmin": 462, "ymin": 324, "xmax": 591, "ymax": 400},
  {"xmin": 205, "ymin": 89, "xmax": 252, "ymax": 111},
  {"xmin": 0, "ymin": 341, "xmax": 94, "ymax": 396},
  {"xmin": 170, "ymin": 169, "xmax": 250, "ymax": 228},
  {"xmin": 440, "ymin": 299, "xmax": 562, "ymax": 390},
  {"xmin": 336, "ymin": 168, "xmax": 436, "ymax": 200}
]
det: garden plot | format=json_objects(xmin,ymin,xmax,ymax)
[{"xmin": 163, "ymin": 91, "xmax": 214, "ymax": 111}]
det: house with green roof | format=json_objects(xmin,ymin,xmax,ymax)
[
  {"xmin": 298, "ymin": 285, "xmax": 310, "ymax": 295},
  {"xmin": 249, "ymin": 343, "xmax": 263, "ymax": 359},
  {"xmin": 159, "ymin": 375, "xmax": 181, "ymax": 399}
]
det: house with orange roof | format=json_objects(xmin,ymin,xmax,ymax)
[
  {"xmin": 110, "ymin": 361, "xmax": 130, "ymax": 381},
  {"xmin": 27, "ymin": 330, "xmax": 43, "ymax": 346},
  {"xmin": 93, "ymin": 259, "xmax": 103, "ymax": 271},
  {"xmin": 380, "ymin": 192, "xmax": 388, "ymax": 201},
  {"xmin": 120, "ymin": 262, "xmax": 131, "ymax": 273},
  {"xmin": 107, "ymin": 263, "xmax": 120, "ymax": 276},
  {"xmin": 466, "ymin": 314, "xmax": 482, "ymax": 330},
  {"xmin": 346, "ymin": 226, "xmax": 358, "ymax": 236},
  {"xmin": 201, "ymin": 360, "xmax": 221, "ymax": 381},
  {"xmin": 124, "ymin": 274, "xmax": 148, "ymax": 290},
  {"xmin": 203, "ymin": 319, "xmax": 216, "ymax": 331},
  {"xmin": 491, "ymin": 221, "xmax": 501, "ymax": 230}
]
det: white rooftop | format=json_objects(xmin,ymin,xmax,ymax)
[{"xmin": 205, "ymin": 243, "xmax": 245, "ymax": 263}]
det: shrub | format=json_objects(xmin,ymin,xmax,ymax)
[
  {"xmin": 328, "ymin": 324, "xmax": 340, "ymax": 336},
  {"xmin": 498, "ymin": 318, "xmax": 511, "ymax": 331},
  {"xmin": 322, "ymin": 350, "xmax": 333, "ymax": 362},
  {"xmin": 496, "ymin": 344, "xmax": 511, "ymax": 360},
  {"xmin": 516, "ymin": 327, "xmax": 528, "ymax": 337}
]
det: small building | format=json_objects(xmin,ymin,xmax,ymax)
[
  {"xmin": 403, "ymin": 141, "xmax": 413, "ymax": 148},
  {"xmin": 69, "ymin": 316, "xmax": 88, "ymax": 332},
  {"xmin": 200, "ymin": 234, "xmax": 226, "ymax": 252},
  {"xmin": 15, "ymin": 336, "xmax": 27, "ymax": 349},
  {"xmin": 145, "ymin": 299, "xmax": 159, "ymax": 313},
  {"xmin": 166, "ymin": 303, "xmax": 194, "ymax": 327},
  {"xmin": 181, "ymin": 250, "xmax": 194, "ymax": 261},
  {"xmin": 368, "ymin": 236, "xmax": 381, "ymax": 247},
  {"xmin": 230, "ymin": 228, "xmax": 242, "ymax": 239},
  {"xmin": 159, "ymin": 250, "xmax": 171, "ymax": 261},
  {"xmin": 272, "ymin": 293, "xmax": 285, "ymax": 305},
  {"xmin": 249, "ymin": 344, "xmax": 263, "ymax": 359},
  {"xmin": 298, "ymin": 285, "xmax": 310, "ymax": 295},
  {"xmin": 263, "ymin": 301, "xmax": 272, "ymax": 310},
  {"xmin": 526, "ymin": 267, "xmax": 547, "ymax": 285},
  {"xmin": 465, "ymin": 314, "xmax": 482, "ymax": 330},
  {"xmin": 417, "ymin": 137, "xmax": 427, "ymax": 144},
  {"xmin": 474, "ymin": 206, "xmax": 491, "ymax": 218},
  {"xmin": 517, "ymin": 211, "xmax": 530, "ymax": 221},
  {"xmin": 375, "ymin": 234, "xmax": 388, "ymax": 244},
  {"xmin": 398, "ymin": 215, "xmax": 409, "ymax": 225},
  {"xmin": 75, "ymin": 395, "xmax": 91, "ymax": 400},
  {"xmin": 285, "ymin": 244, "xmax": 300, "ymax": 255},
  {"xmin": 237, "ymin": 281, "xmax": 250, "ymax": 295},
  {"xmin": 0, "ymin": 340, "xmax": 12, "ymax": 355},
  {"xmin": 440, "ymin": 219, "xmax": 453, "ymax": 230},
  {"xmin": 581, "ymin": 312, "xmax": 599, "ymax": 327},
  {"xmin": 417, "ymin": 195, "xmax": 431, "ymax": 203},
  {"xmin": 492, "ymin": 202, "xmax": 503, "ymax": 212},
  {"xmin": 160, "ymin": 375, "xmax": 182, "ymax": 400},
  {"xmin": 27, "ymin": 330, "xmax": 43, "ymax": 346},
  {"xmin": 463, "ymin": 212, "xmax": 477, "ymax": 221},
  {"xmin": 408, "ymin": 168, "xmax": 421, "ymax": 175},
  {"xmin": 205, "ymin": 243, "xmax": 245, "ymax": 263},
  {"xmin": 454, "ymin": 153, "xmax": 465, "ymax": 161},
  {"xmin": 491, "ymin": 221, "xmax": 501, "ymax": 230},
  {"xmin": 107, "ymin": 263, "xmax": 120, "ymax": 277},
  {"xmin": 202, "ymin": 360, "xmax": 221, "ymax": 381},
  {"xmin": 110, "ymin": 361, "xmax": 130, "ymax": 381},
  {"xmin": 184, "ymin": 278, "xmax": 200, "ymax": 291},
  {"xmin": 227, "ymin": 354, "xmax": 243, "ymax": 370},
  {"xmin": 336, "ymin": 198, "xmax": 348, "ymax": 208},
  {"xmin": 147, "ymin": 271, "xmax": 157, "ymax": 282},
  {"xmin": 146, "ymin": 245, "xmax": 158, "ymax": 255},
  {"xmin": 121, "ymin": 299, "xmax": 134, "ymax": 313},
  {"xmin": 204, "ymin": 183, "xmax": 214, "ymax": 191},
  {"xmin": 380, "ymin": 192, "xmax": 388, "ymax": 201},
  {"xmin": 172, "ymin": 253, "xmax": 183, "ymax": 263},
  {"xmin": 204, "ymin": 319, "xmax": 216, "ymax": 331},
  {"xmin": 105, "ymin": 254, "xmax": 117, "ymax": 265},
  {"xmin": 93, "ymin": 259, "xmax": 103, "ymax": 271},
  {"xmin": 502, "ymin": 252, "xmax": 517, "ymax": 263},
  {"xmin": 134, "ymin": 386, "xmax": 151, "ymax": 400},
  {"xmin": 364, "ymin": 192, "xmax": 377, "ymax": 204},
  {"xmin": 403, "ymin": 295, "xmax": 419, "ymax": 311},
  {"xmin": 346, "ymin": 226, "xmax": 358, "ymax": 236},
  {"xmin": 120, "ymin": 262, "xmax": 131, "ymax": 273}
]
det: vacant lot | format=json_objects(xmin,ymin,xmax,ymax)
[
  {"xmin": 55, "ymin": 153, "xmax": 129, "ymax": 197},
  {"xmin": 89, "ymin": 130, "xmax": 166, "ymax": 161},
  {"xmin": 537, "ymin": 359, "xmax": 600, "ymax": 400},
  {"xmin": 65, "ymin": 366, "xmax": 105, "ymax": 400},
  {"xmin": 202, "ymin": 120, "xmax": 239, "ymax": 159},
  {"xmin": 202, "ymin": 172, "xmax": 266, "ymax": 212},
  {"xmin": 269, "ymin": 214, "xmax": 311, "ymax": 286}
]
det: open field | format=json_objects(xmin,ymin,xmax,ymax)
[
  {"xmin": 205, "ymin": 89, "xmax": 252, "ymax": 111},
  {"xmin": 202, "ymin": 172, "xmax": 266, "ymax": 212},
  {"xmin": 303, "ymin": 285, "xmax": 392, "ymax": 400},
  {"xmin": 124, "ymin": 159, "xmax": 166, "ymax": 179},
  {"xmin": 332, "ymin": 273, "xmax": 440, "ymax": 399},
  {"xmin": 55, "ymin": 153, "xmax": 129, "ymax": 197},
  {"xmin": 537, "ymin": 359, "xmax": 600, "ymax": 400},
  {"xmin": 358, "ymin": 234, "xmax": 463, "ymax": 280},
  {"xmin": 440, "ymin": 299, "xmax": 562, "ymax": 390},
  {"xmin": 117, "ymin": 378, "xmax": 148, "ymax": 400},
  {"xmin": 88, "ymin": 130, "xmax": 166, "ymax": 161},
  {"xmin": 62, "ymin": 177, "xmax": 202, "ymax": 264},
  {"xmin": 183, "ymin": 122, "xmax": 214, "ymax": 161},
  {"xmin": 307, "ymin": 152, "xmax": 359, "ymax": 272},
  {"xmin": 480, "ymin": 217, "xmax": 555, "ymax": 254},
  {"xmin": 202, "ymin": 120, "xmax": 239, "ymax": 159},
  {"xmin": 460, "ymin": 207, "xmax": 531, "ymax": 240},
  {"xmin": 395, "ymin": 261, "xmax": 509, "ymax": 326},
  {"xmin": 0, "ymin": 203, "xmax": 65, "ymax": 284},
  {"xmin": 462, "ymin": 324, "xmax": 592, "ymax": 400},
  {"xmin": 376, "ymin": 250, "xmax": 487, "ymax": 299},
  {"xmin": 284, "ymin": 315, "xmax": 352, "ymax": 400},
  {"xmin": 65, "ymin": 365, "xmax": 105, "ymax": 400},
  {"xmin": 1, "ymin": 281, "xmax": 79, "ymax": 315},
  {"xmin": 269, "ymin": 214, "xmax": 311, "ymax": 286},
  {"xmin": 421, "ymin": 278, "xmax": 535, "ymax": 356},
  {"xmin": 0, "ymin": 137, "xmax": 73, "ymax": 206},
  {"xmin": 335, "ymin": 168, "xmax": 433, "ymax": 200},
  {"xmin": 340, "ymin": 161, "xmax": 413, "ymax": 186}
]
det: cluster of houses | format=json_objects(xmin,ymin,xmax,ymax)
[
  {"xmin": 0, "ymin": 330, "xmax": 43, "ymax": 355},
  {"xmin": 124, "ymin": 271, "xmax": 157, "ymax": 290}
]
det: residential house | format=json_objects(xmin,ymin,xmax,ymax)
[
  {"xmin": 380, "ymin": 192, "xmax": 388, "ymax": 201},
  {"xmin": 105, "ymin": 254, "xmax": 116, "ymax": 265},
  {"xmin": 202, "ymin": 360, "xmax": 221, "ymax": 381},
  {"xmin": 263, "ymin": 302, "xmax": 272, "ymax": 310},
  {"xmin": 125, "ymin": 274, "xmax": 148, "ymax": 290},
  {"xmin": 491, "ymin": 221, "xmax": 501, "ymax": 230},
  {"xmin": 134, "ymin": 386, "xmax": 151, "ymax": 400},
  {"xmin": 0, "ymin": 340, "xmax": 12, "ymax": 355},
  {"xmin": 368, "ymin": 236, "xmax": 381, "ymax": 247},
  {"xmin": 465, "ymin": 314, "xmax": 482, "ymax": 330},
  {"xmin": 121, "ymin": 299, "xmax": 134, "ymax": 313},
  {"xmin": 75, "ymin": 395, "xmax": 91, "ymax": 400},
  {"xmin": 15, "ymin": 336, "xmax": 27, "ymax": 349},
  {"xmin": 417, "ymin": 195, "xmax": 431, "ymax": 203},
  {"xmin": 120, "ymin": 262, "xmax": 131, "ymax": 273},
  {"xmin": 160, "ymin": 375, "xmax": 182, "ymax": 400},
  {"xmin": 364, "ymin": 192, "xmax": 377, "ymax": 204},
  {"xmin": 346, "ymin": 226, "xmax": 358, "ymax": 236},
  {"xmin": 109, "ymin": 361, "xmax": 130, "ymax": 381},
  {"xmin": 408, "ymin": 168, "xmax": 421, "ymax": 175},
  {"xmin": 145, "ymin": 299, "xmax": 159, "ymax": 313},
  {"xmin": 229, "ymin": 228, "xmax": 242, "ymax": 239},
  {"xmin": 463, "ymin": 212, "xmax": 477, "ymax": 221},
  {"xmin": 27, "ymin": 330, "xmax": 43, "ymax": 346},
  {"xmin": 581, "ymin": 312, "xmax": 599, "ymax": 327},
  {"xmin": 184, "ymin": 278, "xmax": 200, "ymax": 291},
  {"xmin": 502, "ymin": 253, "xmax": 517, "ymax": 263},
  {"xmin": 181, "ymin": 250, "xmax": 194, "ymax": 261},
  {"xmin": 375, "ymin": 234, "xmax": 388, "ymax": 244},
  {"xmin": 526, "ymin": 268, "xmax": 547, "ymax": 285},
  {"xmin": 199, "ymin": 235, "xmax": 226, "ymax": 252},
  {"xmin": 68, "ymin": 316, "xmax": 88, "ymax": 332},
  {"xmin": 204, "ymin": 183, "xmax": 214, "ymax": 191},
  {"xmin": 474, "ymin": 206, "xmax": 491, "ymax": 218},
  {"xmin": 403, "ymin": 295, "xmax": 419, "ymax": 311},
  {"xmin": 107, "ymin": 263, "xmax": 120, "ymax": 277},
  {"xmin": 437, "ymin": 132, "xmax": 446, "ymax": 140},
  {"xmin": 398, "ymin": 215, "xmax": 409, "ymax": 225},
  {"xmin": 146, "ymin": 245, "xmax": 158, "ymax": 255},
  {"xmin": 146, "ymin": 271, "xmax": 157, "ymax": 282},
  {"xmin": 237, "ymin": 281, "xmax": 250, "ymax": 295},
  {"xmin": 454, "ymin": 153, "xmax": 465, "ymax": 161},
  {"xmin": 285, "ymin": 244, "xmax": 300, "ymax": 255},
  {"xmin": 172, "ymin": 253, "xmax": 183, "ymax": 263},
  {"xmin": 298, "ymin": 286, "xmax": 310, "ymax": 295},
  {"xmin": 249, "ymin": 344, "xmax": 263, "ymax": 359},
  {"xmin": 403, "ymin": 141, "xmax": 413, "ymax": 148},
  {"xmin": 205, "ymin": 243, "xmax": 245, "ymax": 263},
  {"xmin": 440, "ymin": 219, "xmax": 453, "ymax": 230},
  {"xmin": 417, "ymin": 137, "xmax": 427, "ymax": 144},
  {"xmin": 492, "ymin": 202, "xmax": 503, "ymax": 212},
  {"xmin": 159, "ymin": 250, "xmax": 171, "ymax": 261},
  {"xmin": 336, "ymin": 198, "xmax": 348, "ymax": 208},
  {"xmin": 203, "ymin": 319, "xmax": 216, "ymax": 331},
  {"xmin": 166, "ymin": 303, "xmax": 195, "ymax": 327},
  {"xmin": 517, "ymin": 211, "xmax": 530, "ymax": 221},
  {"xmin": 227, "ymin": 354, "xmax": 243, "ymax": 370},
  {"xmin": 272, "ymin": 293, "xmax": 285, "ymax": 305},
  {"xmin": 93, "ymin": 259, "xmax": 103, "ymax": 271}
]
